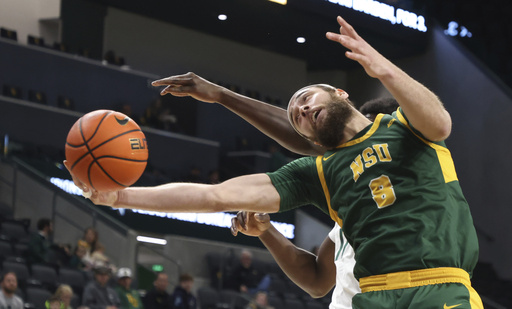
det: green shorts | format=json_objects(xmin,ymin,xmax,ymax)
[{"xmin": 354, "ymin": 268, "xmax": 483, "ymax": 309}]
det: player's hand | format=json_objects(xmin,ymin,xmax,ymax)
[
  {"xmin": 151, "ymin": 72, "xmax": 224, "ymax": 103},
  {"xmin": 63, "ymin": 160, "xmax": 119, "ymax": 207},
  {"xmin": 326, "ymin": 16, "xmax": 394, "ymax": 79},
  {"xmin": 231, "ymin": 211, "xmax": 271, "ymax": 237}
]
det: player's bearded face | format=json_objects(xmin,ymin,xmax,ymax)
[{"xmin": 314, "ymin": 96, "xmax": 353, "ymax": 149}]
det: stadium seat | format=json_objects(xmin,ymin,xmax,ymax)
[
  {"xmin": 268, "ymin": 275, "xmax": 288, "ymax": 296},
  {"xmin": 27, "ymin": 35, "xmax": 46, "ymax": 47},
  {"xmin": 57, "ymin": 95, "xmax": 75, "ymax": 110},
  {"xmin": 25, "ymin": 286, "xmax": 52, "ymax": 309},
  {"xmin": 284, "ymin": 297, "xmax": 306, "ymax": 309},
  {"xmin": 0, "ymin": 27, "xmax": 17, "ymax": 41},
  {"xmin": 305, "ymin": 300, "xmax": 325, "ymax": 309},
  {"xmin": 28, "ymin": 90, "xmax": 47, "ymax": 105},
  {"xmin": 0, "ymin": 220, "xmax": 29, "ymax": 242},
  {"xmin": 0, "ymin": 239, "xmax": 14, "ymax": 259},
  {"xmin": 197, "ymin": 286, "xmax": 222, "ymax": 309},
  {"xmin": 2, "ymin": 84, "xmax": 23, "ymax": 99},
  {"xmin": 267, "ymin": 294, "xmax": 284, "ymax": 309},
  {"xmin": 219, "ymin": 289, "xmax": 250, "ymax": 309},
  {"xmin": 58, "ymin": 267, "xmax": 86, "ymax": 296},
  {"xmin": 0, "ymin": 202, "xmax": 14, "ymax": 219},
  {"xmin": 30, "ymin": 264, "xmax": 58, "ymax": 290}
]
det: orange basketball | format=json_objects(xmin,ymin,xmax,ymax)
[{"xmin": 65, "ymin": 110, "xmax": 148, "ymax": 191}]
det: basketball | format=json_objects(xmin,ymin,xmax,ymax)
[{"xmin": 65, "ymin": 110, "xmax": 148, "ymax": 191}]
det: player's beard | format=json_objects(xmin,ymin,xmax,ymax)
[{"xmin": 315, "ymin": 97, "xmax": 354, "ymax": 149}]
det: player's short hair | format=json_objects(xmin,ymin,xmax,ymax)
[{"xmin": 359, "ymin": 97, "xmax": 399, "ymax": 116}]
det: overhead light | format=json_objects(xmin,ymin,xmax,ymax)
[
  {"xmin": 137, "ymin": 235, "xmax": 167, "ymax": 245},
  {"xmin": 296, "ymin": 37, "xmax": 306, "ymax": 44},
  {"xmin": 218, "ymin": 14, "xmax": 227, "ymax": 21},
  {"xmin": 268, "ymin": 0, "xmax": 287, "ymax": 4}
]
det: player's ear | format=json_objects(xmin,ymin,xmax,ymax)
[{"xmin": 335, "ymin": 88, "xmax": 349, "ymax": 99}]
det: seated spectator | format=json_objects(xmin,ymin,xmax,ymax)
[
  {"xmin": 90, "ymin": 243, "xmax": 116, "ymax": 273},
  {"xmin": 170, "ymin": 274, "xmax": 196, "ymax": 309},
  {"xmin": 53, "ymin": 284, "xmax": 74, "ymax": 309},
  {"xmin": 0, "ymin": 271, "xmax": 24, "ymax": 309},
  {"xmin": 80, "ymin": 227, "xmax": 107, "ymax": 268},
  {"xmin": 245, "ymin": 291, "xmax": 274, "ymax": 309},
  {"xmin": 227, "ymin": 250, "xmax": 270, "ymax": 294},
  {"xmin": 114, "ymin": 268, "xmax": 143, "ymax": 309},
  {"xmin": 46, "ymin": 296, "xmax": 63, "ymax": 309},
  {"xmin": 27, "ymin": 218, "xmax": 53, "ymax": 264},
  {"xmin": 143, "ymin": 273, "xmax": 171, "ymax": 309},
  {"xmin": 69, "ymin": 240, "xmax": 89, "ymax": 270},
  {"xmin": 82, "ymin": 264, "xmax": 120, "ymax": 309}
]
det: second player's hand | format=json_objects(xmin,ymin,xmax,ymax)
[
  {"xmin": 151, "ymin": 72, "xmax": 224, "ymax": 103},
  {"xmin": 231, "ymin": 211, "xmax": 271, "ymax": 237},
  {"xmin": 63, "ymin": 160, "xmax": 119, "ymax": 207},
  {"xmin": 326, "ymin": 16, "xmax": 394, "ymax": 79}
]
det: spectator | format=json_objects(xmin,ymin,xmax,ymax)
[
  {"xmin": 170, "ymin": 274, "xmax": 196, "ymax": 309},
  {"xmin": 90, "ymin": 243, "xmax": 116, "ymax": 273},
  {"xmin": 140, "ymin": 97, "xmax": 179, "ymax": 132},
  {"xmin": 53, "ymin": 284, "xmax": 74, "ymax": 309},
  {"xmin": 46, "ymin": 296, "xmax": 63, "ymax": 309},
  {"xmin": 82, "ymin": 264, "xmax": 120, "ymax": 309},
  {"xmin": 227, "ymin": 250, "xmax": 269, "ymax": 294},
  {"xmin": 143, "ymin": 273, "xmax": 171, "ymax": 309},
  {"xmin": 114, "ymin": 268, "xmax": 143, "ymax": 309},
  {"xmin": 0, "ymin": 271, "xmax": 24, "ymax": 309},
  {"xmin": 68, "ymin": 240, "xmax": 89, "ymax": 270},
  {"xmin": 244, "ymin": 291, "xmax": 274, "ymax": 309},
  {"xmin": 27, "ymin": 218, "xmax": 53, "ymax": 264},
  {"xmin": 80, "ymin": 227, "xmax": 105, "ymax": 268}
]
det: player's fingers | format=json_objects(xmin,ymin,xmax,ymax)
[
  {"xmin": 254, "ymin": 213, "xmax": 269, "ymax": 223},
  {"xmin": 230, "ymin": 217, "xmax": 239, "ymax": 236},
  {"xmin": 63, "ymin": 160, "xmax": 91, "ymax": 195},
  {"xmin": 336, "ymin": 16, "xmax": 359, "ymax": 39},
  {"xmin": 236, "ymin": 211, "xmax": 248, "ymax": 230},
  {"xmin": 152, "ymin": 75, "xmax": 191, "ymax": 86}
]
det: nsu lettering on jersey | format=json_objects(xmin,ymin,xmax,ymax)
[{"xmin": 349, "ymin": 143, "xmax": 392, "ymax": 182}]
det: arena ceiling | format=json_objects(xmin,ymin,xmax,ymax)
[{"xmin": 89, "ymin": 0, "xmax": 431, "ymax": 71}]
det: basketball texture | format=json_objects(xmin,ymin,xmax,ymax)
[{"xmin": 65, "ymin": 110, "xmax": 148, "ymax": 191}]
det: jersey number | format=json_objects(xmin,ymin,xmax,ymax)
[{"xmin": 369, "ymin": 175, "xmax": 396, "ymax": 208}]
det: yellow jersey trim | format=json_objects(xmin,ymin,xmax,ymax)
[
  {"xmin": 315, "ymin": 156, "xmax": 343, "ymax": 228},
  {"xmin": 360, "ymin": 267, "xmax": 469, "ymax": 292},
  {"xmin": 396, "ymin": 109, "xmax": 458, "ymax": 183},
  {"xmin": 336, "ymin": 114, "xmax": 384, "ymax": 149}
]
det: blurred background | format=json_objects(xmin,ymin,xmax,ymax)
[{"xmin": 0, "ymin": 0, "xmax": 511, "ymax": 308}]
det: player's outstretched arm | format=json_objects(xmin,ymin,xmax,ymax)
[
  {"xmin": 64, "ymin": 160, "xmax": 280, "ymax": 214},
  {"xmin": 326, "ymin": 16, "xmax": 451, "ymax": 141},
  {"xmin": 152, "ymin": 73, "xmax": 325, "ymax": 156},
  {"xmin": 232, "ymin": 211, "xmax": 336, "ymax": 298}
]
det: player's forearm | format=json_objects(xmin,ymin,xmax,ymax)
[
  {"xmin": 114, "ymin": 174, "xmax": 280, "ymax": 214},
  {"xmin": 115, "ymin": 183, "xmax": 222, "ymax": 212},
  {"xmin": 217, "ymin": 88, "xmax": 325, "ymax": 156},
  {"xmin": 259, "ymin": 225, "xmax": 333, "ymax": 297},
  {"xmin": 378, "ymin": 66, "xmax": 451, "ymax": 141}
]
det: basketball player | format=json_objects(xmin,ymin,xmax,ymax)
[
  {"xmin": 66, "ymin": 16, "xmax": 482, "ymax": 308},
  {"xmin": 229, "ymin": 99, "xmax": 399, "ymax": 309}
]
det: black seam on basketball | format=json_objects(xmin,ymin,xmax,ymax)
[
  {"xmin": 68, "ymin": 111, "xmax": 111, "ymax": 148},
  {"xmin": 71, "ymin": 111, "xmax": 111, "ymax": 170},
  {"xmin": 90, "ymin": 159, "xmax": 128, "ymax": 189},
  {"xmin": 71, "ymin": 119, "xmax": 140, "ymax": 170},
  {"xmin": 95, "ymin": 156, "xmax": 147, "ymax": 162},
  {"xmin": 88, "ymin": 129, "xmax": 143, "ymax": 153}
]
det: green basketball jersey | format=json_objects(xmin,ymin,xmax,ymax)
[{"xmin": 267, "ymin": 109, "xmax": 479, "ymax": 280}]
